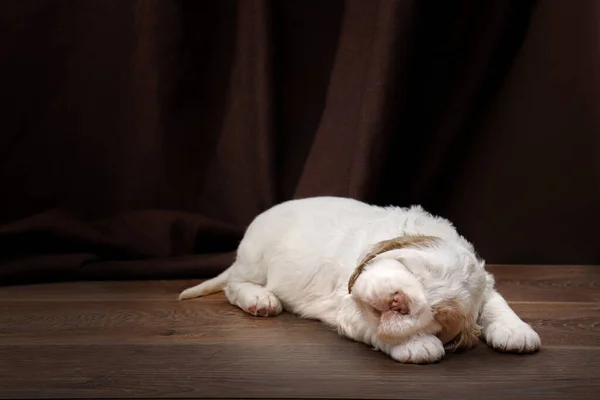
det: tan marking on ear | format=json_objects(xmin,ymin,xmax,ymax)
[
  {"xmin": 433, "ymin": 299, "xmax": 464, "ymax": 344},
  {"xmin": 433, "ymin": 298, "xmax": 481, "ymax": 352},
  {"xmin": 347, "ymin": 235, "xmax": 441, "ymax": 293}
]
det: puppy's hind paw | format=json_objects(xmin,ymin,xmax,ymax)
[
  {"xmin": 245, "ymin": 292, "xmax": 283, "ymax": 317},
  {"xmin": 225, "ymin": 282, "xmax": 284, "ymax": 317}
]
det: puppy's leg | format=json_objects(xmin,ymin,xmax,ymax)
[
  {"xmin": 377, "ymin": 334, "xmax": 445, "ymax": 364},
  {"xmin": 225, "ymin": 281, "xmax": 283, "ymax": 317},
  {"xmin": 478, "ymin": 276, "xmax": 541, "ymax": 353}
]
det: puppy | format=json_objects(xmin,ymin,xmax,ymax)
[{"xmin": 180, "ymin": 196, "xmax": 541, "ymax": 364}]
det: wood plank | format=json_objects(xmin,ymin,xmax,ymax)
[
  {"xmin": 487, "ymin": 265, "xmax": 600, "ymax": 302},
  {"xmin": 0, "ymin": 344, "xmax": 598, "ymax": 399},
  {"xmin": 0, "ymin": 265, "xmax": 598, "ymax": 302},
  {"xmin": 1, "ymin": 300, "xmax": 598, "ymax": 347},
  {"xmin": 1, "ymin": 266, "xmax": 598, "ymax": 399},
  {"xmin": 0, "ymin": 280, "xmax": 188, "ymax": 302}
]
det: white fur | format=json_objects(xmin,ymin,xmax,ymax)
[{"xmin": 180, "ymin": 196, "xmax": 541, "ymax": 363}]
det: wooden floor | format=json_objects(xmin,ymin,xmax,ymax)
[{"xmin": 0, "ymin": 265, "xmax": 599, "ymax": 399}]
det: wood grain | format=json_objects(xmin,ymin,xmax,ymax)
[
  {"xmin": 0, "ymin": 301, "xmax": 599, "ymax": 347},
  {"xmin": 0, "ymin": 265, "xmax": 599, "ymax": 399},
  {"xmin": 488, "ymin": 265, "xmax": 600, "ymax": 302},
  {"xmin": 0, "ymin": 265, "xmax": 596, "ymax": 302},
  {"xmin": 0, "ymin": 345, "xmax": 598, "ymax": 399}
]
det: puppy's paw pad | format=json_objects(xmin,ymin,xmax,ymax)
[
  {"xmin": 245, "ymin": 293, "xmax": 282, "ymax": 317},
  {"xmin": 368, "ymin": 291, "xmax": 409, "ymax": 314},
  {"xmin": 390, "ymin": 292, "xmax": 409, "ymax": 314},
  {"xmin": 485, "ymin": 321, "xmax": 541, "ymax": 353},
  {"xmin": 390, "ymin": 335, "xmax": 445, "ymax": 364}
]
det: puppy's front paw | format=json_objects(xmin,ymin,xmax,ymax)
[
  {"xmin": 484, "ymin": 321, "xmax": 541, "ymax": 353},
  {"xmin": 390, "ymin": 335, "xmax": 445, "ymax": 364}
]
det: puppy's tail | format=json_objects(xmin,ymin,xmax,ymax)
[{"xmin": 179, "ymin": 268, "xmax": 230, "ymax": 301}]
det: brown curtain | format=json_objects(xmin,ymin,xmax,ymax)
[{"xmin": 1, "ymin": 0, "xmax": 599, "ymax": 285}]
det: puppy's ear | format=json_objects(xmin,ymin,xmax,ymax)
[
  {"xmin": 432, "ymin": 299, "xmax": 481, "ymax": 352},
  {"xmin": 348, "ymin": 235, "xmax": 440, "ymax": 293}
]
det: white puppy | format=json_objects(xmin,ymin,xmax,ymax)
[{"xmin": 180, "ymin": 196, "xmax": 541, "ymax": 363}]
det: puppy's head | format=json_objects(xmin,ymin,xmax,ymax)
[{"xmin": 348, "ymin": 235, "xmax": 484, "ymax": 350}]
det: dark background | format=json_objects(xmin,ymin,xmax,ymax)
[{"xmin": 1, "ymin": 0, "xmax": 599, "ymax": 285}]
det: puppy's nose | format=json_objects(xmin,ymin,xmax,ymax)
[{"xmin": 391, "ymin": 292, "xmax": 409, "ymax": 314}]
